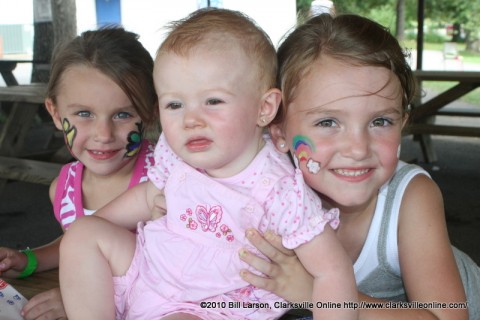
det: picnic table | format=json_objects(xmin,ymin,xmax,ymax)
[
  {"xmin": 0, "ymin": 83, "xmax": 62, "ymax": 187},
  {"xmin": 0, "ymin": 60, "xmax": 21, "ymax": 86},
  {"xmin": 405, "ymin": 70, "xmax": 480, "ymax": 162},
  {"xmin": 1, "ymin": 269, "xmax": 59, "ymax": 300},
  {"xmin": 0, "ymin": 83, "xmax": 47, "ymax": 157},
  {"xmin": 0, "ymin": 59, "xmax": 49, "ymax": 86}
]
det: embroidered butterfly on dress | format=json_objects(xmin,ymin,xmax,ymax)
[{"xmin": 196, "ymin": 205, "xmax": 223, "ymax": 232}]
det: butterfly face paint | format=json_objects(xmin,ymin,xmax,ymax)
[
  {"xmin": 62, "ymin": 118, "xmax": 77, "ymax": 151},
  {"xmin": 292, "ymin": 135, "xmax": 321, "ymax": 174},
  {"xmin": 124, "ymin": 122, "xmax": 144, "ymax": 158}
]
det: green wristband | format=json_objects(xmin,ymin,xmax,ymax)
[{"xmin": 17, "ymin": 248, "xmax": 38, "ymax": 279}]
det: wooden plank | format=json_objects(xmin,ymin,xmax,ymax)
[
  {"xmin": 0, "ymin": 84, "xmax": 48, "ymax": 156},
  {"xmin": 412, "ymin": 82, "xmax": 480, "ymax": 120},
  {"xmin": 437, "ymin": 107, "xmax": 480, "ymax": 117},
  {"xmin": 404, "ymin": 124, "xmax": 480, "ymax": 137},
  {"xmin": 0, "ymin": 101, "xmax": 40, "ymax": 156},
  {"xmin": 0, "ymin": 84, "xmax": 46, "ymax": 104},
  {"xmin": 414, "ymin": 70, "xmax": 480, "ymax": 82},
  {"xmin": 0, "ymin": 156, "xmax": 61, "ymax": 185},
  {"xmin": 0, "ymin": 61, "xmax": 19, "ymax": 86}
]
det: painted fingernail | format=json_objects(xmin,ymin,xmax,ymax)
[
  {"xmin": 239, "ymin": 249, "xmax": 248, "ymax": 258},
  {"xmin": 246, "ymin": 229, "xmax": 255, "ymax": 238},
  {"xmin": 264, "ymin": 230, "xmax": 274, "ymax": 240}
]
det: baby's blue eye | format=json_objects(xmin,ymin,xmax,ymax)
[
  {"xmin": 166, "ymin": 102, "xmax": 182, "ymax": 110},
  {"xmin": 206, "ymin": 98, "xmax": 223, "ymax": 105}
]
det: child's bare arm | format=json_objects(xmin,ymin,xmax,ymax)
[
  {"xmin": 151, "ymin": 191, "xmax": 167, "ymax": 220},
  {"xmin": 396, "ymin": 175, "xmax": 468, "ymax": 320},
  {"xmin": 94, "ymin": 181, "xmax": 161, "ymax": 229},
  {"xmin": 295, "ymin": 225, "xmax": 358, "ymax": 319}
]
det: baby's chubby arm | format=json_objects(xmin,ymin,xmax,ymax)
[
  {"xmin": 294, "ymin": 225, "xmax": 358, "ymax": 319},
  {"xmin": 94, "ymin": 181, "xmax": 163, "ymax": 229},
  {"xmin": 151, "ymin": 191, "xmax": 167, "ymax": 220}
]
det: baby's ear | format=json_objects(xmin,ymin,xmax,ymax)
[
  {"xmin": 257, "ymin": 88, "xmax": 281, "ymax": 127},
  {"xmin": 45, "ymin": 98, "xmax": 63, "ymax": 131},
  {"xmin": 269, "ymin": 123, "xmax": 289, "ymax": 153}
]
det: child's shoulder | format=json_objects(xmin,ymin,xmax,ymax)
[
  {"xmin": 385, "ymin": 162, "xmax": 431, "ymax": 193},
  {"xmin": 262, "ymin": 135, "xmax": 296, "ymax": 174}
]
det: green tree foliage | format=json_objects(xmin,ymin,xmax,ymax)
[
  {"xmin": 296, "ymin": 0, "xmax": 479, "ymax": 52},
  {"xmin": 426, "ymin": 0, "xmax": 479, "ymax": 47}
]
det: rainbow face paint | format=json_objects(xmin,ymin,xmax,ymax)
[
  {"xmin": 292, "ymin": 135, "xmax": 321, "ymax": 174},
  {"xmin": 292, "ymin": 135, "xmax": 315, "ymax": 162},
  {"xmin": 124, "ymin": 122, "xmax": 144, "ymax": 158},
  {"xmin": 62, "ymin": 118, "xmax": 77, "ymax": 150}
]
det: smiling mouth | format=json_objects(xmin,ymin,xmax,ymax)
[
  {"xmin": 333, "ymin": 168, "xmax": 370, "ymax": 177},
  {"xmin": 88, "ymin": 149, "xmax": 119, "ymax": 160}
]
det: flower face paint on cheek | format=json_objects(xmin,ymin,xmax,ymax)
[
  {"xmin": 124, "ymin": 122, "xmax": 144, "ymax": 158},
  {"xmin": 62, "ymin": 118, "xmax": 77, "ymax": 151},
  {"xmin": 292, "ymin": 135, "xmax": 321, "ymax": 174}
]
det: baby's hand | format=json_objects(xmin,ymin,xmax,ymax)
[
  {"xmin": 0, "ymin": 247, "xmax": 27, "ymax": 278},
  {"xmin": 240, "ymin": 229, "xmax": 313, "ymax": 303},
  {"xmin": 22, "ymin": 288, "xmax": 67, "ymax": 320},
  {"xmin": 151, "ymin": 192, "xmax": 167, "ymax": 220}
]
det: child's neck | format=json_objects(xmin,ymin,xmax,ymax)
[{"xmin": 334, "ymin": 195, "xmax": 378, "ymax": 263}]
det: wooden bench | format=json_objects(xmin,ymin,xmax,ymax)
[
  {"xmin": 0, "ymin": 84, "xmax": 47, "ymax": 157},
  {"xmin": 436, "ymin": 106, "xmax": 480, "ymax": 117},
  {"xmin": 0, "ymin": 156, "xmax": 61, "ymax": 185},
  {"xmin": 410, "ymin": 71, "xmax": 480, "ymax": 162}
]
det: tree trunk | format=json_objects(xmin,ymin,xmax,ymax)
[
  {"xmin": 451, "ymin": 23, "xmax": 461, "ymax": 43},
  {"xmin": 31, "ymin": 0, "xmax": 76, "ymax": 83},
  {"xmin": 51, "ymin": 0, "xmax": 77, "ymax": 46},
  {"xmin": 395, "ymin": 0, "xmax": 405, "ymax": 42}
]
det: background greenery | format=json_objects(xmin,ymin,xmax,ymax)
[{"xmin": 296, "ymin": 0, "xmax": 480, "ymax": 105}]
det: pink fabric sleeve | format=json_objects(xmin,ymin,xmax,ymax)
[
  {"xmin": 263, "ymin": 170, "xmax": 340, "ymax": 250},
  {"xmin": 147, "ymin": 134, "xmax": 181, "ymax": 190}
]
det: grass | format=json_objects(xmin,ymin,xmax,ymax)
[
  {"xmin": 401, "ymin": 40, "xmax": 480, "ymax": 105},
  {"xmin": 402, "ymin": 40, "xmax": 480, "ymax": 64},
  {"xmin": 421, "ymin": 82, "xmax": 480, "ymax": 106}
]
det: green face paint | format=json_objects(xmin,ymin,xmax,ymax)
[
  {"xmin": 62, "ymin": 118, "xmax": 77, "ymax": 151},
  {"xmin": 124, "ymin": 122, "xmax": 144, "ymax": 158}
]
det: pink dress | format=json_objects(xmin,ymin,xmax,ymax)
[
  {"xmin": 114, "ymin": 134, "xmax": 339, "ymax": 319},
  {"xmin": 53, "ymin": 140, "xmax": 155, "ymax": 229}
]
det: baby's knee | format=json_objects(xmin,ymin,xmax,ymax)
[{"xmin": 61, "ymin": 216, "xmax": 103, "ymax": 248}]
